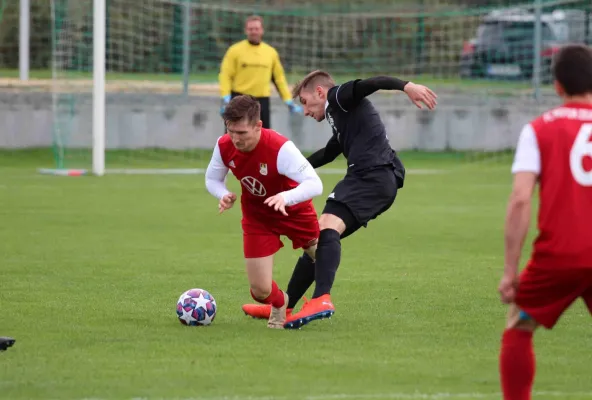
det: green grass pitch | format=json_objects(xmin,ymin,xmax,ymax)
[{"xmin": 0, "ymin": 152, "xmax": 590, "ymax": 400}]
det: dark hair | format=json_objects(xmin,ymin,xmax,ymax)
[
  {"xmin": 291, "ymin": 70, "xmax": 336, "ymax": 99},
  {"xmin": 552, "ymin": 44, "xmax": 592, "ymax": 96},
  {"xmin": 222, "ymin": 95, "xmax": 261, "ymax": 126}
]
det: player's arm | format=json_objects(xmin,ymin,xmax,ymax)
[
  {"xmin": 328, "ymin": 77, "xmax": 408, "ymax": 111},
  {"xmin": 218, "ymin": 46, "xmax": 236, "ymax": 106},
  {"xmin": 306, "ymin": 136, "xmax": 342, "ymax": 169},
  {"xmin": 205, "ymin": 139, "xmax": 231, "ymax": 200},
  {"xmin": 271, "ymin": 50, "xmax": 302, "ymax": 113},
  {"xmin": 505, "ymin": 173, "xmax": 537, "ymax": 272},
  {"xmin": 330, "ymin": 77, "xmax": 436, "ymax": 111},
  {"xmin": 270, "ymin": 141, "xmax": 323, "ymax": 209},
  {"xmin": 500, "ymin": 124, "xmax": 540, "ymax": 302}
]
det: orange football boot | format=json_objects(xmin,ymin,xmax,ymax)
[
  {"xmin": 283, "ymin": 294, "xmax": 335, "ymax": 329},
  {"xmin": 242, "ymin": 296, "xmax": 310, "ymax": 319},
  {"xmin": 242, "ymin": 304, "xmax": 293, "ymax": 319}
]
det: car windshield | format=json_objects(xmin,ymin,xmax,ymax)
[{"xmin": 477, "ymin": 21, "xmax": 556, "ymax": 43}]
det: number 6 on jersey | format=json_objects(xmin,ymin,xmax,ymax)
[{"xmin": 570, "ymin": 123, "xmax": 592, "ymax": 186}]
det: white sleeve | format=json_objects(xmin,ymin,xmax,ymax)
[
  {"xmin": 205, "ymin": 139, "xmax": 231, "ymax": 200},
  {"xmin": 511, "ymin": 124, "xmax": 541, "ymax": 174},
  {"xmin": 276, "ymin": 141, "xmax": 323, "ymax": 206}
]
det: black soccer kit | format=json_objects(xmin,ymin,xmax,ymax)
[
  {"xmin": 308, "ymin": 77, "xmax": 406, "ymax": 237},
  {"xmin": 282, "ymin": 76, "xmax": 409, "ymax": 309}
]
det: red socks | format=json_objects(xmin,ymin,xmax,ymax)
[
  {"xmin": 500, "ymin": 328, "xmax": 535, "ymax": 400},
  {"xmin": 250, "ymin": 281, "xmax": 285, "ymax": 308}
]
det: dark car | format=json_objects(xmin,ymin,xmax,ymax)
[{"xmin": 460, "ymin": 8, "xmax": 591, "ymax": 83}]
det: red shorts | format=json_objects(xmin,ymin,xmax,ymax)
[
  {"xmin": 242, "ymin": 207, "xmax": 319, "ymax": 258},
  {"xmin": 515, "ymin": 261, "xmax": 592, "ymax": 329}
]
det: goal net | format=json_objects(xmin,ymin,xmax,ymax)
[{"xmin": 42, "ymin": 0, "xmax": 592, "ymax": 175}]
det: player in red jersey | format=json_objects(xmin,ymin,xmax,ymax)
[
  {"xmin": 498, "ymin": 44, "xmax": 592, "ymax": 400},
  {"xmin": 205, "ymin": 95, "xmax": 323, "ymax": 329}
]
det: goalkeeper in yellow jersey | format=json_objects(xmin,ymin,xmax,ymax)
[{"xmin": 218, "ymin": 15, "xmax": 302, "ymax": 129}]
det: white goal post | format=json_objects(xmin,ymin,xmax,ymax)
[
  {"xmin": 93, "ymin": 0, "xmax": 106, "ymax": 177},
  {"xmin": 42, "ymin": 0, "xmax": 107, "ymax": 177}
]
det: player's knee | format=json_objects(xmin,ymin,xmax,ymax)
[
  {"xmin": 250, "ymin": 284, "xmax": 271, "ymax": 301},
  {"xmin": 303, "ymin": 243, "xmax": 317, "ymax": 260},
  {"xmin": 318, "ymin": 228, "xmax": 341, "ymax": 246},
  {"xmin": 506, "ymin": 305, "xmax": 538, "ymax": 331},
  {"xmin": 318, "ymin": 213, "xmax": 346, "ymax": 234},
  {"xmin": 507, "ymin": 318, "xmax": 538, "ymax": 332}
]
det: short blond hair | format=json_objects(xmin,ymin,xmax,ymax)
[
  {"xmin": 291, "ymin": 70, "xmax": 336, "ymax": 99},
  {"xmin": 245, "ymin": 15, "xmax": 263, "ymax": 26}
]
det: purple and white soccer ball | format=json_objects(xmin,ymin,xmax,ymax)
[{"xmin": 176, "ymin": 288, "xmax": 217, "ymax": 326}]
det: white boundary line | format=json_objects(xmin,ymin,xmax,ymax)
[{"xmin": 80, "ymin": 391, "xmax": 592, "ymax": 400}]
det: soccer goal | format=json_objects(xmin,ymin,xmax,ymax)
[
  {"xmin": 47, "ymin": 0, "xmax": 338, "ymax": 176},
  {"xmin": 47, "ymin": 0, "xmax": 216, "ymax": 176},
  {"xmin": 42, "ymin": 0, "xmax": 592, "ymax": 176}
]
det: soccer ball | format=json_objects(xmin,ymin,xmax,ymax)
[{"xmin": 176, "ymin": 288, "xmax": 217, "ymax": 326}]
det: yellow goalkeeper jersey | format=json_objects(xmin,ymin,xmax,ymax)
[{"xmin": 218, "ymin": 40, "xmax": 292, "ymax": 102}]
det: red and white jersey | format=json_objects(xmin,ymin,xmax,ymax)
[
  {"xmin": 512, "ymin": 103, "xmax": 592, "ymax": 268},
  {"xmin": 205, "ymin": 128, "xmax": 323, "ymax": 216}
]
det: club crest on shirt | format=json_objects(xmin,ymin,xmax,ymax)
[{"xmin": 259, "ymin": 163, "xmax": 268, "ymax": 176}]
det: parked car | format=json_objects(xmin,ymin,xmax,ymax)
[{"xmin": 460, "ymin": 8, "xmax": 592, "ymax": 83}]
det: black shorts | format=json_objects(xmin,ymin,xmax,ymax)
[
  {"xmin": 322, "ymin": 165, "xmax": 401, "ymax": 238},
  {"xmin": 231, "ymin": 92, "xmax": 271, "ymax": 129}
]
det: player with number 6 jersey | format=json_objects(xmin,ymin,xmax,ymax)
[
  {"xmin": 498, "ymin": 44, "xmax": 592, "ymax": 400},
  {"xmin": 205, "ymin": 95, "xmax": 323, "ymax": 329}
]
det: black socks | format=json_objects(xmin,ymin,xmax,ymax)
[
  {"xmin": 286, "ymin": 252, "xmax": 316, "ymax": 309},
  {"xmin": 312, "ymin": 229, "xmax": 341, "ymax": 298}
]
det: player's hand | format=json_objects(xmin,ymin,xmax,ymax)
[
  {"xmin": 218, "ymin": 193, "xmax": 237, "ymax": 214},
  {"xmin": 285, "ymin": 99, "xmax": 303, "ymax": 114},
  {"xmin": 220, "ymin": 95, "xmax": 231, "ymax": 115},
  {"xmin": 264, "ymin": 194, "xmax": 288, "ymax": 216},
  {"xmin": 498, "ymin": 273, "xmax": 518, "ymax": 304},
  {"xmin": 403, "ymin": 82, "xmax": 438, "ymax": 110}
]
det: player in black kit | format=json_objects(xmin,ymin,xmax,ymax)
[
  {"xmin": 283, "ymin": 71, "xmax": 437, "ymax": 329},
  {"xmin": 240, "ymin": 70, "xmax": 437, "ymax": 328}
]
